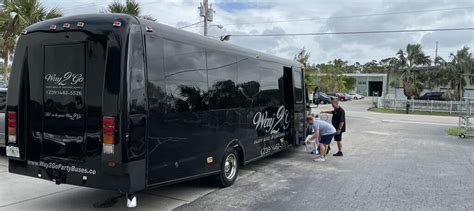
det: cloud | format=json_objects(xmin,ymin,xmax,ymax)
[
  {"xmin": 41, "ymin": 0, "xmax": 474, "ymax": 64},
  {"xmin": 214, "ymin": 1, "xmax": 272, "ymax": 13},
  {"xmin": 421, "ymin": 30, "xmax": 474, "ymax": 48}
]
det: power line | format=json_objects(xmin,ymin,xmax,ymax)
[
  {"xmin": 196, "ymin": 6, "xmax": 474, "ymax": 28},
  {"xmin": 230, "ymin": 27, "xmax": 474, "ymax": 37},
  {"xmin": 179, "ymin": 21, "xmax": 203, "ymax": 29}
]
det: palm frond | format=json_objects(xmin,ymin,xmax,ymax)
[
  {"xmin": 108, "ymin": 0, "xmax": 126, "ymax": 13},
  {"xmin": 124, "ymin": 0, "xmax": 140, "ymax": 16},
  {"xmin": 141, "ymin": 15, "xmax": 157, "ymax": 22},
  {"xmin": 46, "ymin": 8, "xmax": 63, "ymax": 19}
]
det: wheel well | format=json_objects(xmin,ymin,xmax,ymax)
[{"xmin": 233, "ymin": 145, "xmax": 244, "ymax": 166}]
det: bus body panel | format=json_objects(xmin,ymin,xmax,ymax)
[
  {"xmin": 7, "ymin": 14, "xmax": 147, "ymax": 193},
  {"xmin": 7, "ymin": 14, "xmax": 306, "ymax": 193},
  {"xmin": 139, "ymin": 19, "xmax": 306, "ymax": 186}
]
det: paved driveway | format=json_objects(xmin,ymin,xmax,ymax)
[{"xmin": 1, "ymin": 98, "xmax": 473, "ymax": 210}]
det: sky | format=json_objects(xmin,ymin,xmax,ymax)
[{"xmin": 42, "ymin": 0, "xmax": 474, "ymax": 65}]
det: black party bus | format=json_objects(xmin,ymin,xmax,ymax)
[{"xmin": 5, "ymin": 14, "xmax": 308, "ymax": 207}]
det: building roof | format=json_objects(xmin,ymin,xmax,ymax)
[{"xmin": 343, "ymin": 73, "xmax": 387, "ymax": 77}]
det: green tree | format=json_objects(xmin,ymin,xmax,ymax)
[
  {"xmin": 360, "ymin": 60, "xmax": 387, "ymax": 73},
  {"xmin": 295, "ymin": 48, "xmax": 316, "ymax": 90},
  {"xmin": 0, "ymin": 11, "xmax": 16, "ymax": 81},
  {"xmin": 0, "ymin": 0, "xmax": 62, "ymax": 80},
  {"xmin": 395, "ymin": 44, "xmax": 431, "ymax": 98},
  {"xmin": 316, "ymin": 59, "xmax": 349, "ymax": 92},
  {"xmin": 342, "ymin": 76, "xmax": 357, "ymax": 92},
  {"xmin": 434, "ymin": 47, "xmax": 473, "ymax": 100},
  {"xmin": 107, "ymin": 0, "xmax": 156, "ymax": 21}
]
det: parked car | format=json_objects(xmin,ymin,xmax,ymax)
[
  {"xmin": 336, "ymin": 93, "xmax": 349, "ymax": 101},
  {"xmin": 326, "ymin": 92, "xmax": 337, "ymax": 98},
  {"xmin": 347, "ymin": 93, "xmax": 365, "ymax": 100},
  {"xmin": 343, "ymin": 93, "xmax": 354, "ymax": 100},
  {"xmin": 0, "ymin": 87, "xmax": 6, "ymax": 148},
  {"xmin": 326, "ymin": 92, "xmax": 348, "ymax": 101},
  {"xmin": 314, "ymin": 92, "xmax": 332, "ymax": 104},
  {"xmin": 416, "ymin": 92, "xmax": 445, "ymax": 101},
  {"xmin": 325, "ymin": 92, "xmax": 342, "ymax": 101}
]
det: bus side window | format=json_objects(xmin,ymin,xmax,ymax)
[
  {"xmin": 207, "ymin": 50, "xmax": 238, "ymax": 110},
  {"xmin": 145, "ymin": 35, "xmax": 166, "ymax": 116},
  {"xmin": 163, "ymin": 39, "xmax": 208, "ymax": 112}
]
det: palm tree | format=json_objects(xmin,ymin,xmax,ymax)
[
  {"xmin": 0, "ymin": 36, "xmax": 16, "ymax": 81},
  {"xmin": 0, "ymin": 0, "xmax": 62, "ymax": 80},
  {"xmin": 395, "ymin": 44, "xmax": 431, "ymax": 98},
  {"xmin": 2, "ymin": 0, "xmax": 62, "ymax": 37},
  {"xmin": 0, "ymin": 10, "xmax": 16, "ymax": 81},
  {"xmin": 107, "ymin": 0, "xmax": 156, "ymax": 21},
  {"xmin": 295, "ymin": 48, "xmax": 315, "ymax": 90},
  {"xmin": 435, "ymin": 47, "xmax": 473, "ymax": 100}
]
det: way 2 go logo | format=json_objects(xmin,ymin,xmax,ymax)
[
  {"xmin": 252, "ymin": 105, "xmax": 290, "ymax": 135},
  {"xmin": 44, "ymin": 71, "xmax": 84, "ymax": 86}
]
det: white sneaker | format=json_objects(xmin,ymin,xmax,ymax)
[{"xmin": 313, "ymin": 157, "xmax": 325, "ymax": 162}]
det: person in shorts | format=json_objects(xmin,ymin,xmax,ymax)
[
  {"xmin": 304, "ymin": 114, "xmax": 319, "ymax": 154},
  {"xmin": 306, "ymin": 115, "xmax": 336, "ymax": 162},
  {"xmin": 322, "ymin": 99, "xmax": 345, "ymax": 157}
]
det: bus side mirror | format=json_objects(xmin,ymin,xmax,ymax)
[
  {"xmin": 313, "ymin": 92, "xmax": 321, "ymax": 105},
  {"xmin": 312, "ymin": 86, "xmax": 321, "ymax": 105}
]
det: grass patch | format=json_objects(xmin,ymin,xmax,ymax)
[
  {"xmin": 445, "ymin": 127, "xmax": 462, "ymax": 136},
  {"xmin": 369, "ymin": 108, "xmax": 458, "ymax": 117},
  {"xmin": 445, "ymin": 127, "xmax": 474, "ymax": 138}
]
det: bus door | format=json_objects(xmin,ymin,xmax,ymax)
[
  {"xmin": 283, "ymin": 66, "xmax": 305, "ymax": 145},
  {"xmin": 292, "ymin": 67, "xmax": 305, "ymax": 145}
]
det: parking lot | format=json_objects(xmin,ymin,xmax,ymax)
[{"xmin": 1, "ymin": 98, "xmax": 473, "ymax": 210}]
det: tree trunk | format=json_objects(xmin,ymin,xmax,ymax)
[
  {"xmin": 3, "ymin": 51, "xmax": 9, "ymax": 81},
  {"xmin": 451, "ymin": 80, "xmax": 460, "ymax": 101}
]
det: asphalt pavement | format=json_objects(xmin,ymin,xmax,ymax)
[{"xmin": 1, "ymin": 98, "xmax": 473, "ymax": 210}]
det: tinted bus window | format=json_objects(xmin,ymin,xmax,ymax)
[
  {"xmin": 145, "ymin": 35, "xmax": 166, "ymax": 115},
  {"xmin": 128, "ymin": 25, "xmax": 146, "ymax": 113},
  {"xmin": 237, "ymin": 59, "xmax": 260, "ymax": 108},
  {"xmin": 293, "ymin": 70, "xmax": 303, "ymax": 103},
  {"xmin": 207, "ymin": 50, "xmax": 238, "ymax": 109},
  {"xmin": 164, "ymin": 39, "xmax": 208, "ymax": 112},
  {"xmin": 257, "ymin": 61, "xmax": 283, "ymax": 107},
  {"xmin": 0, "ymin": 91, "xmax": 6, "ymax": 112}
]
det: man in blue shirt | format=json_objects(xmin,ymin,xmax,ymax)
[{"xmin": 306, "ymin": 115, "xmax": 336, "ymax": 162}]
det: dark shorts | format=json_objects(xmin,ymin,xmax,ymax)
[
  {"xmin": 334, "ymin": 133, "xmax": 343, "ymax": 141},
  {"xmin": 320, "ymin": 133, "xmax": 335, "ymax": 145}
]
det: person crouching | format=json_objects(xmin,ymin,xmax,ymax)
[{"xmin": 306, "ymin": 115, "xmax": 336, "ymax": 162}]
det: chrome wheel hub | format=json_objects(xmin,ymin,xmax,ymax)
[{"xmin": 224, "ymin": 154, "xmax": 237, "ymax": 180}]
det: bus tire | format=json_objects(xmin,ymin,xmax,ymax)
[{"xmin": 214, "ymin": 148, "xmax": 239, "ymax": 187}]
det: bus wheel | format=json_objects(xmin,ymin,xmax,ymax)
[{"xmin": 214, "ymin": 148, "xmax": 239, "ymax": 187}]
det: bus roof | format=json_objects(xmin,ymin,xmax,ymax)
[
  {"xmin": 136, "ymin": 17, "xmax": 302, "ymax": 68},
  {"xmin": 23, "ymin": 13, "xmax": 303, "ymax": 69}
]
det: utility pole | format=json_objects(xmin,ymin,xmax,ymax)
[
  {"xmin": 199, "ymin": 0, "xmax": 214, "ymax": 36},
  {"xmin": 435, "ymin": 41, "xmax": 438, "ymax": 59}
]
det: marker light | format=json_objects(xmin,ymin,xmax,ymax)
[
  {"xmin": 113, "ymin": 21, "xmax": 122, "ymax": 27},
  {"xmin": 7, "ymin": 112, "xmax": 17, "ymax": 143},
  {"xmin": 102, "ymin": 116, "xmax": 115, "ymax": 154}
]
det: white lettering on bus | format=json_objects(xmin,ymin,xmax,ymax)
[
  {"xmin": 44, "ymin": 72, "xmax": 84, "ymax": 86},
  {"xmin": 253, "ymin": 106, "xmax": 290, "ymax": 134}
]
